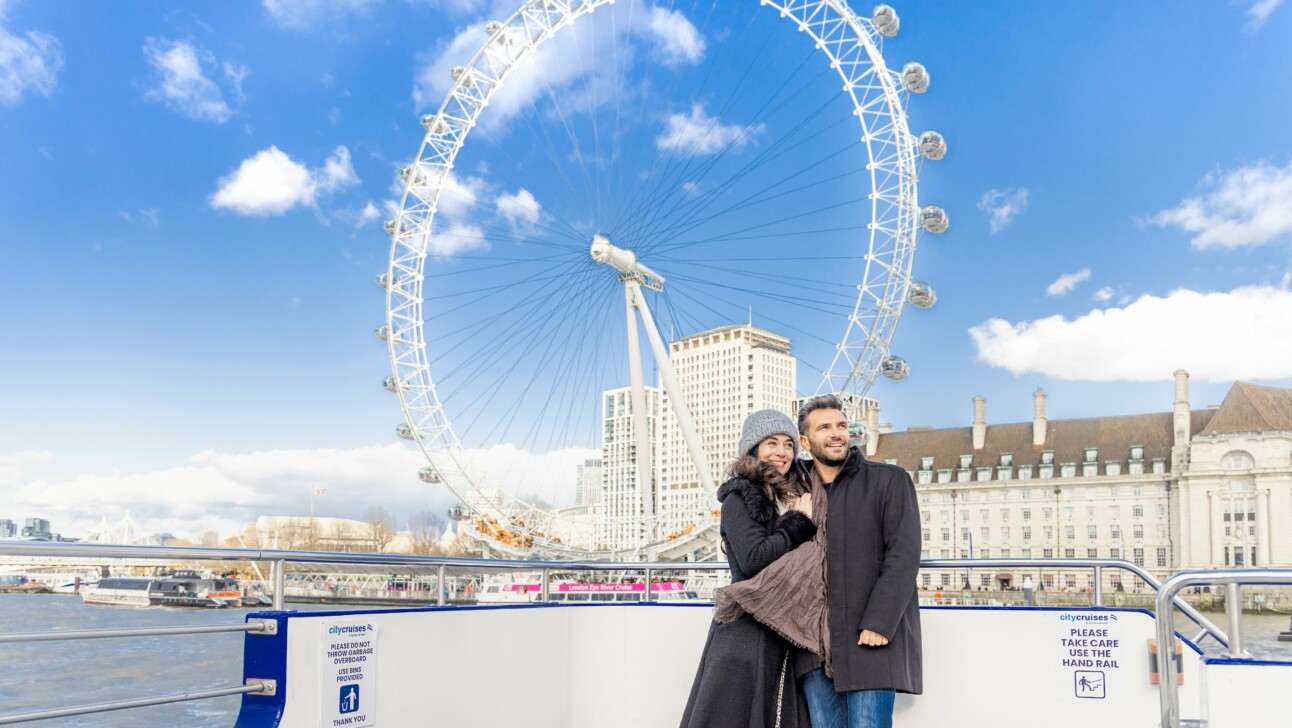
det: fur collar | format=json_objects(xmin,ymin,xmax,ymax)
[{"xmin": 716, "ymin": 478, "xmax": 777, "ymax": 524}]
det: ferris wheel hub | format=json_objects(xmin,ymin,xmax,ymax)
[{"xmin": 590, "ymin": 234, "xmax": 665, "ymax": 292}]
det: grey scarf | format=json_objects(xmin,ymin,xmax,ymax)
[{"xmin": 713, "ymin": 469, "xmax": 831, "ymax": 672}]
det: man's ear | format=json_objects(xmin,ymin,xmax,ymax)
[{"xmin": 800, "ymin": 433, "xmax": 810, "ymax": 451}]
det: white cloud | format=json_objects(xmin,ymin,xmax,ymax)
[
  {"xmin": 1045, "ymin": 268, "xmax": 1091, "ymax": 297},
  {"xmin": 262, "ymin": 0, "xmax": 381, "ymax": 29},
  {"xmin": 977, "ymin": 187, "xmax": 1030, "ymax": 233},
  {"xmin": 0, "ymin": 13, "xmax": 62, "ymax": 105},
  {"xmin": 1092, "ymin": 286, "xmax": 1115, "ymax": 303},
  {"xmin": 143, "ymin": 38, "xmax": 243, "ymax": 123},
  {"xmin": 642, "ymin": 6, "xmax": 706, "ymax": 66},
  {"xmin": 497, "ymin": 188, "xmax": 541, "ymax": 225},
  {"xmin": 413, "ymin": 5, "xmax": 703, "ymax": 134},
  {"xmin": 2, "ymin": 442, "xmax": 595, "ymax": 541},
  {"xmin": 1246, "ymin": 0, "xmax": 1284, "ymax": 30},
  {"xmin": 428, "ymin": 221, "xmax": 488, "ymax": 257},
  {"xmin": 211, "ymin": 145, "xmax": 359, "ymax": 216},
  {"xmin": 436, "ymin": 172, "xmax": 486, "ymax": 217},
  {"xmin": 1146, "ymin": 160, "xmax": 1292, "ymax": 249},
  {"xmin": 969, "ymin": 285, "xmax": 1292, "ymax": 382},
  {"xmin": 358, "ymin": 201, "xmax": 381, "ymax": 226},
  {"xmin": 656, "ymin": 103, "xmax": 764, "ymax": 156}
]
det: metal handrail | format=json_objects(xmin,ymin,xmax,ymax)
[
  {"xmin": 0, "ymin": 620, "xmax": 273, "ymax": 644},
  {"xmin": 1154, "ymin": 569, "xmax": 1292, "ymax": 728},
  {"xmin": 0, "ymin": 683, "xmax": 268, "ymax": 725}
]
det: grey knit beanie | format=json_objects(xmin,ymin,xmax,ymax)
[{"xmin": 737, "ymin": 409, "xmax": 799, "ymax": 458}]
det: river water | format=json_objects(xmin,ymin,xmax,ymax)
[{"xmin": 1, "ymin": 594, "xmax": 1289, "ymax": 726}]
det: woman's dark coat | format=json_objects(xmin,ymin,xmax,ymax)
[
  {"xmin": 819, "ymin": 448, "xmax": 923, "ymax": 694},
  {"xmin": 679, "ymin": 477, "xmax": 817, "ymax": 728}
]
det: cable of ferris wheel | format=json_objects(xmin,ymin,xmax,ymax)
[
  {"xmin": 663, "ymin": 271, "xmax": 855, "ymax": 315},
  {"xmin": 655, "ymin": 258, "xmax": 862, "ymax": 295},
  {"xmin": 422, "ymin": 250, "xmax": 576, "ymax": 280},
  {"xmin": 611, "ymin": 5, "xmax": 804, "ymax": 240},
  {"xmin": 664, "ymin": 284, "xmax": 839, "ymax": 359},
  {"xmin": 647, "ymin": 195, "xmax": 869, "ymax": 259}
]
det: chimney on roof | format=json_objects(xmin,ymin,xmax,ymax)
[
  {"xmin": 972, "ymin": 396, "xmax": 986, "ymax": 450},
  {"xmin": 865, "ymin": 405, "xmax": 880, "ymax": 457},
  {"xmin": 1173, "ymin": 369, "xmax": 1190, "ymax": 450},
  {"xmin": 1033, "ymin": 388, "xmax": 1048, "ymax": 446}
]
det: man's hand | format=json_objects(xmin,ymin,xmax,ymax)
[{"xmin": 858, "ymin": 629, "xmax": 889, "ymax": 647}]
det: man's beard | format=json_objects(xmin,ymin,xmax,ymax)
[{"xmin": 809, "ymin": 440, "xmax": 847, "ymax": 467}]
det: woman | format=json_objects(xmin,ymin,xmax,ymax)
[{"xmin": 680, "ymin": 409, "xmax": 816, "ymax": 728}]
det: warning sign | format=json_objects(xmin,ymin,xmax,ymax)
[
  {"xmin": 1055, "ymin": 612, "xmax": 1125, "ymax": 700},
  {"xmin": 321, "ymin": 618, "xmax": 378, "ymax": 727}
]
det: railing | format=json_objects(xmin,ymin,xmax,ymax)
[
  {"xmin": 1155, "ymin": 569, "xmax": 1292, "ymax": 728},
  {"xmin": 0, "ymin": 542, "xmax": 1271, "ymax": 725}
]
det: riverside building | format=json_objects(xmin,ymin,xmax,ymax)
[
  {"xmin": 868, "ymin": 370, "xmax": 1292, "ymax": 594},
  {"xmin": 599, "ymin": 385, "xmax": 662, "ymax": 551},
  {"xmin": 656, "ymin": 324, "xmax": 796, "ymax": 536}
]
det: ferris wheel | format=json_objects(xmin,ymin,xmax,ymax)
[{"xmin": 381, "ymin": 0, "xmax": 946, "ymax": 558}]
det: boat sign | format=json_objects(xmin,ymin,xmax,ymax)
[
  {"xmin": 1055, "ymin": 611, "xmax": 1125, "ymax": 700},
  {"xmin": 322, "ymin": 618, "xmax": 379, "ymax": 727}
]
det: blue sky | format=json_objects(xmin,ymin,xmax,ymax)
[{"xmin": 1, "ymin": 0, "xmax": 1290, "ymax": 539}]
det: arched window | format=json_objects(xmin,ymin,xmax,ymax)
[{"xmin": 1221, "ymin": 451, "xmax": 1255, "ymax": 471}]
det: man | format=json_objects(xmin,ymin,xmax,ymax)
[{"xmin": 795, "ymin": 394, "xmax": 922, "ymax": 728}]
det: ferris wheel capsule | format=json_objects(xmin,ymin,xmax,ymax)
[
  {"xmin": 920, "ymin": 205, "xmax": 948, "ymax": 233},
  {"xmin": 918, "ymin": 130, "xmax": 946, "ymax": 160},
  {"xmin": 375, "ymin": 325, "xmax": 391, "ymax": 342},
  {"xmin": 418, "ymin": 466, "xmax": 443, "ymax": 484},
  {"xmin": 880, "ymin": 355, "xmax": 910, "ymax": 381},
  {"xmin": 848, "ymin": 421, "xmax": 870, "ymax": 447},
  {"xmin": 450, "ymin": 65, "xmax": 476, "ymax": 88},
  {"xmin": 420, "ymin": 114, "xmax": 449, "ymax": 136},
  {"xmin": 382, "ymin": 375, "xmax": 403, "ymax": 393},
  {"xmin": 384, "ymin": 219, "xmax": 405, "ymax": 236},
  {"xmin": 900, "ymin": 62, "xmax": 930, "ymax": 94},
  {"xmin": 376, "ymin": 272, "xmax": 401, "ymax": 290},
  {"xmin": 907, "ymin": 281, "xmax": 937, "ymax": 308},
  {"xmin": 485, "ymin": 20, "xmax": 504, "ymax": 35},
  {"xmin": 872, "ymin": 4, "xmax": 899, "ymax": 37},
  {"xmin": 396, "ymin": 423, "xmax": 418, "ymax": 441},
  {"xmin": 399, "ymin": 165, "xmax": 425, "ymax": 185},
  {"xmin": 448, "ymin": 504, "xmax": 468, "ymax": 521}
]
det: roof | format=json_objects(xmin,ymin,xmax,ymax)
[
  {"xmin": 871, "ymin": 408, "xmax": 1218, "ymax": 474},
  {"xmin": 1199, "ymin": 381, "xmax": 1292, "ymax": 436}
]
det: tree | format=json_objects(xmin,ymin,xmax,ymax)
[
  {"xmin": 364, "ymin": 507, "xmax": 396, "ymax": 553},
  {"xmin": 408, "ymin": 510, "xmax": 445, "ymax": 555}
]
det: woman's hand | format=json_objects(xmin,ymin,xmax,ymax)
[{"xmin": 791, "ymin": 493, "xmax": 813, "ymax": 520}]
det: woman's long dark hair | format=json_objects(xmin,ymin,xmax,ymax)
[{"xmin": 726, "ymin": 449, "xmax": 808, "ymax": 505}]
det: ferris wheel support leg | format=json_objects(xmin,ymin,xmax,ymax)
[
  {"xmin": 630, "ymin": 284, "xmax": 717, "ymax": 497},
  {"xmin": 624, "ymin": 284, "xmax": 656, "ymax": 532}
]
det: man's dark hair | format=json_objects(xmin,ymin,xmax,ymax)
[{"xmin": 797, "ymin": 393, "xmax": 846, "ymax": 434}]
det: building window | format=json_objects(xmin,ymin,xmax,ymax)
[
  {"xmin": 1022, "ymin": 526, "xmax": 1032, "ymax": 541},
  {"xmin": 960, "ymin": 549, "xmax": 969, "ymax": 559},
  {"xmin": 1041, "ymin": 450, "xmax": 1054, "ymax": 465},
  {"xmin": 941, "ymin": 528, "xmax": 950, "ymax": 541},
  {"xmin": 1065, "ymin": 525, "xmax": 1075, "ymax": 540},
  {"xmin": 1110, "ymin": 525, "xmax": 1121, "ymax": 540},
  {"xmin": 1044, "ymin": 526, "xmax": 1053, "ymax": 541},
  {"xmin": 1221, "ymin": 451, "xmax": 1255, "ymax": 470},
  {"xmin": 1133, "ymin": 548, "xmax": 1145, "ymax": 566},
  {"xmin": 1000, "ymin": 453, "xmax": 1013, "ymax": 466},
  {"xmin": 1044, "ymin": 507, "xmax": 1053, "ymax": 520},
  {"xmin": 1065, "ymin": 575, "xmax": 1077, "ymax": 589},
  {"xmin": 1039, "ymin": 465, "xmax": 1054, "ymax": 479},
  {"xmin": 1018, "ymin": 465, "xmax": 1033, "ymax": 480},
  {"xmin": 1109, "ymin": 505, "xmax": 1120, "ymax": 519},
  {"xmin": 977, "ymin": 468, "xmax": 992, "ymax": 482},
  {"xmin": 1065, "ymin": 548, "xmax": 1075, "ymax": 559},
  {"xmin": 1151, "ymin": 459, "xmax": 1165, "ymax": 474},
  {"xmin": 1064, "ymin": 507, "xmax": 1074, "ymax": 520},
  {"xmin": 1157, "ymin": 524, "xmax": 1167, "ymax": 539},
  {"xmin": 918, "ymin": 470, "xmax": 932, "ymax": 484},
  {"xmin": 1106, "ymin": 461, "xmax": 1121, "ymax": 477},
  {"xmin": 1133, "ymin": 505, "xmax": 1144, "ymax": 518},
  {"xmin": 981, "ymin": 574, "xmax": 992, "ymax": 587},
  {"xmin": 979, "ymin": 509, "xmax": 989, "ymax": 521},
  {"xmin": 961, "ymin": 510, "xmax": 970, "ymax": 522},
  {"xmin": 941, "ymin": 574, "xmax": 951, "ymax": 587},
  {"xmin": 1061, "ymin": 463, "xmax": 1076, "ymax": 478},
  {"xmin": 941, "ymin": 549, "xmax": 950, "ymax": 559},
  {"xmin": 961, "ymin": 527, "xmax": 970, "ymax": 542},
  {"xmin": 1133, "ymin": 524, "xmax": 1144, "ymax": 539},
  {"xmin": 1001, "ymin": 527, "xmax": 1011, "ymax": 540},
  {"xmin": 922, "ymin": 512, "xmax": 931, "ymax": 523},
  {"xmin": 1087, "ymin": 525, "xmax": 1097, "ymax": 539},
  {"xmin": 922, "ymin": 574, "xmax": 932, "ymax": 588},
  {"xmin": 937, "ymin": 469, "xmax": 951, "ymax": 483},
  {"xmin": 1082, "ymin": 463, "xmax": 1098, "ymax": 477},
  {"xmin": 1084, "ymin": 448, "xmax": 1098, "ymax": 463},
  {"xmin": 1020, "ymin": 548, "xmax": 1030, "ymax": 558},
  {"xmin": 998, "ymin": 467, "xmax": 1012, "ymax": 481},
  {"xmin": 1000, "ymin": 509, "xmax": 1009, "ymax": 521},
  {"xmin": 1022, "ymin": 508, "xmax": 1032, "ymax": 521},
  {"xmin": 1128, "ymin": 461, "xmax": 1144, "ymax": 475},
  {"xmin": 980, "ymin": 527, "xmax": 989, "ymax": 541},
  {"xmin": 1110, "ymin": 547, "xmax": 1121, "ymax": 560},
  {"xmin": 1086, "ymin": 506, "xmax": 1096, "ymax": 519},
  {"xmin": 1087, "ymin": 548, "xmax": 1098, "ymax": 558},
  {"xmin": 1001, "ymin": 548, "xmax": 1011, "ymax": 558},
  {"xmin": 922, "ymin": 529, "xmax": 930, "ymax": 542},
  {"xmin": 1043, "ymin": 548, "xmax": 1054, "ymax": 559},
  {"xmin": 920, "ymin": 456, "xmax": 934, "ymax": 471},
  {"xmin": 1156, "ymin": 548, "xmax": 1167, "ymax": 568},
  {"xmin": 959, "ymin": 454, "xmax": 972, "ymax": 468}
]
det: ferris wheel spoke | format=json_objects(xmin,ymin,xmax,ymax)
[{"xmin": 663, "ymin": 271, "xmax": 855, "ymax": 315}]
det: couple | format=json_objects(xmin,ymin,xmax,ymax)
[{"xmin": 680, "ymin": 395, "xmax": 922, "ymax": 728}]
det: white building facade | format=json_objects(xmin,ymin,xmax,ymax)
[
  {"xmin": 870, "ymin": 372, "xmax": 1292, "ymax": 594},
  {"xmin": 575, "ymin": 458, "xmax": 602, "ymax": 507},
  {"xmin": 599, "ymin": 385, "xmax": 661, "ymax": 551},
  {"xmin": 657, "ymin": 325, "xmax": 796, "ymax": 535}
]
